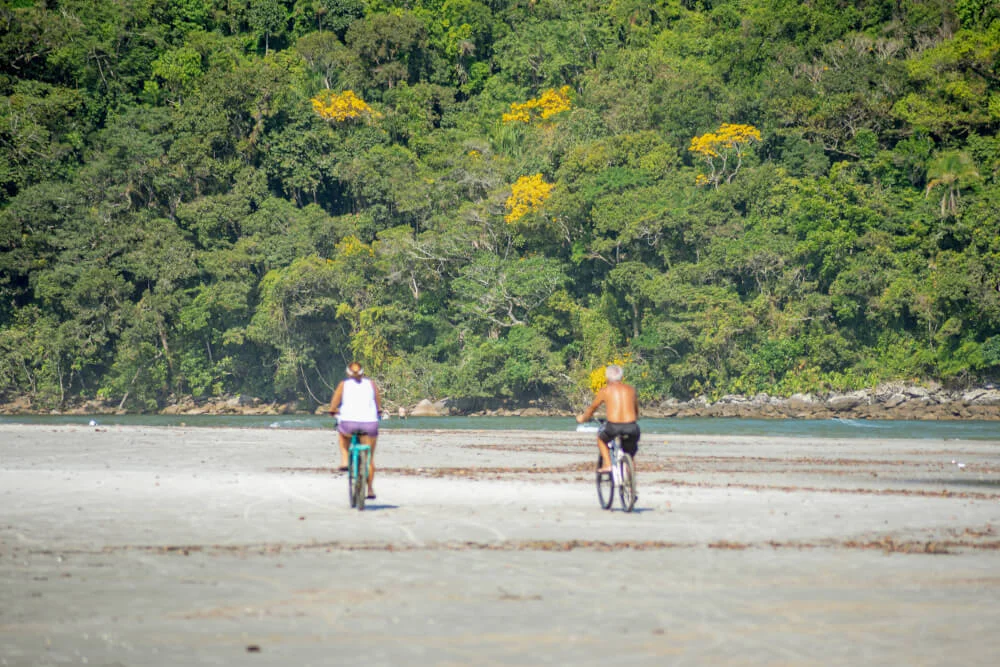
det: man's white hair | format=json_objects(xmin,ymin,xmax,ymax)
[{"xmin": 605, "ymin": 364, "xmax": 624, "ymax": 382}]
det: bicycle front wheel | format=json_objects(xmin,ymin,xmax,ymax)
[
  {"xmin": 354, "ymin": 450, "xmax": 369, "ymax": 510},
  {"xmin": 596, "ymin": 454, "xmax": 614, "ymax": 509},
  {"xmin": 618, "ymin": 453, "xmax": 636, "ymax": 512},
  {"xmin": 348, "ymin": 453, "xmax": 357, "ymax": 508}
]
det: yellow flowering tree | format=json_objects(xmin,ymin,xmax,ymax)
[
  {"xmin": 588, "ymin": 356, "xmax": 632, "ymax": 393},
  {"xmin": 502, "ymin": 85, "xmax": 573, "ymax": 124},
  {"xmin": 689, "ymin": 123, "xmax": 761, "ymax": 187},
  {"xmin": 505, "ymin": 174, "xmax": 554, "ymax": 224},
  {"xmin": 311, "ymin": 90, "xmax": 382, "ymax": 123},
  {"xmin": 335, "ymin": 235, "xmax": 375, "ymax": 258}
]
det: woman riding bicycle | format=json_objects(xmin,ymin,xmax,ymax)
[
  {"xmin": 576, "ymin": 364, "xmax": 640, "ymax": 473},
  {"xmin": 329, "ymin": 362, "xmax": 382, "ymax": 500}
]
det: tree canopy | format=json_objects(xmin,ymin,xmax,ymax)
[{"xmin": 1, "ymin": 0, "xmax": 999, "ymax": 411}]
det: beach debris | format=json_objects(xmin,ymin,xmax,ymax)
[{"xmin": 89, "ymin": 419, "xmax": 98, "ymax": 426}]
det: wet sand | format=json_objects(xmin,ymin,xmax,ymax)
[{"xmin": 2, "ymin": 423, "xmax": 999, "ymax": 665}]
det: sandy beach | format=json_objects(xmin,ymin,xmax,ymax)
[{"xmin": 2, "ymin": 423, "xmax": 999, "ymax": 665}]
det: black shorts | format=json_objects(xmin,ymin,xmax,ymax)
[{"xmin": 598, "ymin": 421, "xmax": 639, "ymax": 456}]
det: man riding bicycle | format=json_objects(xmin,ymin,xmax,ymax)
[
  {"xmin": 329, "ymin": 362, "xmax": 382, "ymax": 500},
  {"xmin": 576, "ymin": 364, "xmax": 640, "ymax": 473}
]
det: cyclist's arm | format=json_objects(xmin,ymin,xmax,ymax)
[
  {"xmin": 371, "ymin": 380, "xmax": 383, "ymax": 417},
  {"xmin": 577, "ymin": 388, "xmax": 606, "ymax": 423},
  {"xmin": 328, "ymin": 381, "xmax": 345, "ymax": 416}
]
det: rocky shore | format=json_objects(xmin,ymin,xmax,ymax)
[
  {"xmin": 406, "ymin": 384, "xmax": 1000, "ymax": 420},
  {"xmin": 4, "ymin": 383, "xmax": 998, "ymax": 421},
  {"xmin": 645, "ymin": 384, "xmax": 1000, "ymax": 421}
]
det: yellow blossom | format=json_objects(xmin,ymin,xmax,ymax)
[
  {"xmin": 588, "ymin": 356, "xmax": 631, "ymax": 393},
  {"xmin": 504, "ymin": 174, "xmax": 554, "ymax": 224},
  {"xmin": 336, "ymin": 235, "xmax": 374, "ymax": 257},
  {"xmin": 502, "ymin": 86, "xmax": 573, "ymax": 124},
  {"xmin": 311, "ymin": 90, "xmax": 382, "ymax": 123},
  {"xmin": 688, "ymin": 123, "xmax": 761, "ymax": 187}
]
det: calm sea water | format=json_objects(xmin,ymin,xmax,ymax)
[{"xmin": 2, "ymin": 414, "xmax": 998, "ymax": 441}]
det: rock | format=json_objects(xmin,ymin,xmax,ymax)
[
  {"xmin": 787, "ymin": 393, "xmax": 816, "ymax": 411},
  {"xmin": 883, "ymin": 393, "xmax": 907, "ymax": 409},
  {"xmin": 826, "ymin": 392, "xmax": 866, "ymax": 412},
  {"xmin": 410, "ymin": 399, "xmax": 446, "ymax": 417},
  {"xmin": 967, "ymin": 389, "xmax": 1000, "ymax": 406},
  {"xmin": 961, "ymin": 389, "xmax": 986, "ymax": 404},
  {"xmin": 658, "ymin": 404, "xmax": 680, "ymax": 418},
  {"xmin": 0, "ymin": 396, "xmax": 32, "ymax": 414}
]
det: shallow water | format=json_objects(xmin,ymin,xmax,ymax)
[{"xmin": 2, "ymin": 413, "xmax": 998, "ymax": 440}]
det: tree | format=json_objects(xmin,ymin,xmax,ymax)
[
  {"xmin": 925, "ymin": 150, "xmax": 981, "ymax": 217},
  {"xmin": 689, "ymin": 123, "xmax": 762, "ymax": 188},
  {"xmin": 345, "ymin": 10, "xmax": 429, "ymax": 89},
  {"xmin": 504, "ymin": 173, "xmax": 553, "ymax": 223},
  {"xmin": 247, "ymin": 0, "xmax": 288, "ymax": 56},
  {"xmin": 452, "ymin": 253, "xmax": 567, "ymax": 338},
  {"xmin": 311, "ymin": 89, "xmax": 381, "ymax": 122}
]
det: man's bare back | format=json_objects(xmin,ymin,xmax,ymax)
[{"xmin": 590, "ymin": 382, "xmax": 638, "ymax": 423}]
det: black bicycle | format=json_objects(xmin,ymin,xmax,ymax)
[{"xmin": 594, "ymin": 419, "xmax": 637, "ymax": 512}]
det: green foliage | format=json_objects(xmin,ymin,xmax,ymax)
[{"xmin": 1, "ymin": 0, "xmax": 999, "ymax": 412}]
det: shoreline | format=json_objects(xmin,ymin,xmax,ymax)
[{"xmin": 3, "ymin": 383, "xmax": 999, "ymax": 421}]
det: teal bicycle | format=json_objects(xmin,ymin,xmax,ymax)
[{"xmin": 347, "ymin": 430, "xmax": 371, "ymax": 510}]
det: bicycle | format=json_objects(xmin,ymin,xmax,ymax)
[
  {"xmin": 593, "ymin": 419, "xmax": 637, "ymax": 512},
  {"xmin": 347, "ymin": 430, "xmax": 371, "ymax": 511}
]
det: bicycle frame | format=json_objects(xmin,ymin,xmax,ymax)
[
  {"xmin": 610, "ymin": 438, "xmax": 625, "ymax": 485},
  {"xmin": 349, "ymin": 433, "xmax": 370, "ymax": 478},
  {"xmin": 592, "ymin": 419, "xmax": 636, "ymax": 512}
]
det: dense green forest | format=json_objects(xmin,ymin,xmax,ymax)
[{"xmin": 1, "ymin": 0, "xmax": 999, "ymax": 412}]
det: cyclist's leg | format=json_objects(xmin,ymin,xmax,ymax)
[
  {"xmin": 337, "ymin": 431, "xmax": 351, "ymax": 470},
  {"xmin": 361, "ymin": 435, "xmax": 377, "ymax": 497},
  {"xmin": 596, "ymin": 436, "xmax": 612, "ymax": 472}
]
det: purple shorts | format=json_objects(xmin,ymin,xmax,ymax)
[{"xmin": 338, "ymin": 420, "xmax": 379, "ymax": 438}]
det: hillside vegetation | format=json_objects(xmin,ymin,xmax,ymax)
[{"xmin": 1, "ymin": 0, "xmax": 999, "ymax": 411}]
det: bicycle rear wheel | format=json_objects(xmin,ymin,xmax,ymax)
[
  {"xmin": 353, "ymin": 450, "xmax": 368, "ymax": 510},
  {"xmin": 596, "ymin": 454, "xmax": 613, "ymax": 509},
  {"xmin": 348, "ymin": 451, "xmax": 357, "ymax": 508},
  {"xmin": 618, "ymin": 453, "xmax": 636, "ymax": 512}
]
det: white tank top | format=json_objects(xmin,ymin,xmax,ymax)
[{"xmin": 339, "ymin": 378, "xmax": 378, "ymax": 422}]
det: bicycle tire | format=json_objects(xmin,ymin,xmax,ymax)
[
  {"xmin": 618, "ymin": 452, "xmax": 636, "ymax": 512},
  {"xmin": 596, "ymin": 454, "xmax": 614, "ymax": 509},
  {"xmin": 354, "ymin": 449, "xmax": 368, "ymax": 510},
  {"xmin": 348, "ymin": 450, "xmax": 357, "ymax": 508}
]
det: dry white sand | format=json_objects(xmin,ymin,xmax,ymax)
[{"xmin": 2, "ymin": 423, "xmax": 999, "ymax": 665}]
